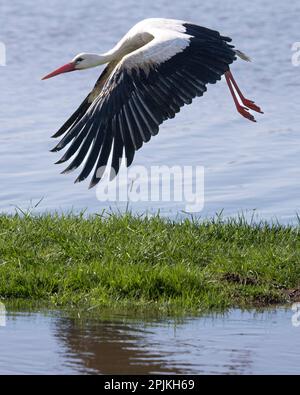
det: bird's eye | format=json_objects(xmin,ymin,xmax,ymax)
[{"xmin": 76, "ymin": 57, "xmax": 83, "ymax": 63}]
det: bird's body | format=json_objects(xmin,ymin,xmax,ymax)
[{"xmin": 42, "ymin": 18, "xmax": 263, "ymax": 188}]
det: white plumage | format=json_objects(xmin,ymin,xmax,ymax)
[{"xmin": 42, "ymin": 18, "xmax": 263, "ymax": 188}]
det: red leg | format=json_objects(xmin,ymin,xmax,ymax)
[
  {"xmin": 225, "ymin": 72, "xmax": 256, "ymax": 122},
  {"xmin": 226, "ymin": 70, "xmax": 263, "ymax": 114}
]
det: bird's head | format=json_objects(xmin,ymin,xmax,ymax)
[{"xmin": 42, "ymin": 53, "xmax": 104, "ymax": 80}]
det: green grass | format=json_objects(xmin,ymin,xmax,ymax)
[{"xmin": 0, "ymin": 212, "xmax": 300, "ymax": 314}]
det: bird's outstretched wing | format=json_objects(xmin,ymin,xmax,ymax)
[
  {"xmin": 51, "ymin": 60, "xmax": 119, "ymax": 139},
  {"xmin": 52, "ymin": 24, "xmax": 236, "ymax": 188}
]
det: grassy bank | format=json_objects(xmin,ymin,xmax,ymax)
[{"xmin": 0, "ymin": 213, "xmax": 300, "ymax": 313}]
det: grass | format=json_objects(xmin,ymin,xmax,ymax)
[{"xmin": 0, "ymin": 212, "xmax": 300, "ymax": 314}]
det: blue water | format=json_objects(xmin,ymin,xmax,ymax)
[
  {"xmin": 1, "ymin": 0, "xmax": 300, "ymax": 221},
  {"xmin": 1, "ymin": 307, "xmax": 300, "ymax": 374}
]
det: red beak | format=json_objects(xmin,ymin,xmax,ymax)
[{"xmin": 42, "ymin": 62, "xmax": 75, "ymax": 80}]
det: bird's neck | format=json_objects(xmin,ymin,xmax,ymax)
[
  {"xmin": 95, "ymin": 52, "xmax": 116, "ymax": 65},
  {"xmin": 83, "ymin": 44, "xmax": 126, "ymax": 69},
  {"xmin": 83, "ymin": 52, "xmax": 116, "ymax": 69}
]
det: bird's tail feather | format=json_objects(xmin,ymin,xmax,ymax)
[{"xmin": 235, "ymin": 50, "xmax": 251, "ymax": 62}]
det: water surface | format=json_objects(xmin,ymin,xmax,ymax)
[
  {"xmin": 0, "ymin": 308, "xmax": 299, "ymax": 374},
  {"xmin": 1, "ymin": 0, "xmax": 300, "ymax": 221}
]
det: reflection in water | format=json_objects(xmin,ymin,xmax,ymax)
[
  {"xmin": 52, "ymin": 308, "xmax": 298, "ymax": 375},
  {"xmin": 1, "ymin": 308, "xmax": 300, "ymax": 374},
  {"xmin": 55, "ymin": 318, "xmax": 184, "ymax": 374}
]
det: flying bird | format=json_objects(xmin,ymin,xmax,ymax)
[{"xmin": 42, "ymin": 18, "xmax": 263, "ymax": 188}]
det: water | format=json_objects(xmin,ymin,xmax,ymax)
[
  {"xmin": 1, "ymin": 0, "xmax": 300, "ymax": 220},
  {"xmin": 0, "ymin": 307, "xmax": 299, "ymax": 374}
]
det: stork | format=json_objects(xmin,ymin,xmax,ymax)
[{"xmin": 42, "ymin": 18, "xmax": 263, "ymax": 188}]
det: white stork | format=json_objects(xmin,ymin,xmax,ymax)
[{"xmin": 42, "ymin": 18, "xmax": 263, "ymax": 188}]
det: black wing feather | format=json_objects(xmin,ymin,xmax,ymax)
[{"xmin": 52, "ymin": 24, "xmax": 236, "ymax": 187}]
